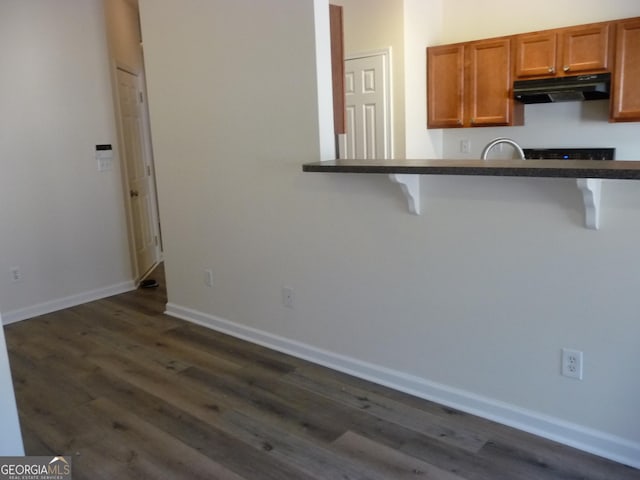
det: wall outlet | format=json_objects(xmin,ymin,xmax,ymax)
[
  {"xmin": 561, "ymin": 348, "xmax": 583, "ymax": 380},
  {"xmin": 460, "ymin": 139, "xmax": 471, "ymax": 154},
  {"xmin": 204, "ymin": 269, "xmax": 214, "ymax": 287},
  {"xmin": 10, "ymin": 267, "xmax": 21, "ymax": 283},
  {"xmin": 282, "ymin": 286, "xmax": 294, "ymax": 308}
]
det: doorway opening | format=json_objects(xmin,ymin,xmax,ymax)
[{"xmin": 114, "ymin": 65, "xmax": 162, "ymax": 282}]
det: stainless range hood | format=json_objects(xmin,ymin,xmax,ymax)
[{"xmin": 513, "ymin": 73, "xmax": 611, "ymax": 104}]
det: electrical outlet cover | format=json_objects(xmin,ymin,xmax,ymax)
[
  {"xmin": 10, "ymin": 267, "xmax": 21, "ymax": 282},
  {"xmin": 561, "ymin": 348, "xmax": 583, "ymax": 380},
  {"xmin": 282, "ymin": 286, "xmax": 294, "ymax": 308},
  {"xmin": 204, "ymin": 269, "xmax": 214, "ymax": 287}
]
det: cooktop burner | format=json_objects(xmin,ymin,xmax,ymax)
[{"xmin": 523, "ymin": 148, "xmax": 615, "ymax": 160}]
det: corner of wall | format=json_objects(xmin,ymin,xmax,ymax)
[
  {"xmin": 0, "ymin": 313, "xmax": 24, "ymax": 456},
  {"xmin": 313, "ymin": 0, "xmax": 336, "ymax": 160}
]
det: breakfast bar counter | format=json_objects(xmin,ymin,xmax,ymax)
[
  {"xmin": 302, "ymin": 159, "xmax": 640, "ymax": 229},
  {"xmin": 302, "ymin": 158, "xmax": 640, "ymax": 180}
]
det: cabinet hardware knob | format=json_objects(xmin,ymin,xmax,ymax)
[
  {"xmin": 548, "ymin": 66, "xmax": 555, "ymax": 73},
  {"xmin": 563, "ymin": 65, "xmax": 570, "ymax": 72}
]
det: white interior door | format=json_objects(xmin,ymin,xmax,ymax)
[
  {"xmin": 116, "ymin": 68, "xmax": 160, "ymax": 280},
  {"xmin": 343, "ymin": 51, "xmax": 392, "ymax": 159}
]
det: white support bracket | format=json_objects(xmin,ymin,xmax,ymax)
[
  {"xmin": 388, "ymin": 174, "xmax": 421, "ymax": 214},
  {"xmin": 386, "ymin": 175, "xmax": 601, "ymax": 226},
  {"xmin": 576, "ymin": 178, "xmax": 602, "ymax": 230}
]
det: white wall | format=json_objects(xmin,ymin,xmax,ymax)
[
  {"xmin": 441, "ymin": 0, "xmax": 640, "ymax": 44},
  {"xmin": 0, "ymin": 0, "xmax": 133, "ymax": 323},
  {"xmin": 139, "ymin": 0, "xmax": 640, "ymax": 467},
  {"xmin": 0, "ymin": 317, "xmax": 23, "ymax": 455},
  {"xmin": 404, "ymin": 0, "xmax": 442, "ymax": 158}
]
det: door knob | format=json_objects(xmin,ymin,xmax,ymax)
[{"xmin": 130, "ymin": 189, "xmax": 139, "ymax": 198}]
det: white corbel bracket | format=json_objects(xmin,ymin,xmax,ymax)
[
  {"xmin": 388, "ymin": 174, "xmax": 421, "ymax": 214},
  {"xmin": 387, "ymin": 174, "xmax": 599, "ymax": 225},
  {"xmin": 576, "ymin": 178, "xmax": 601, "ymax": 230}
]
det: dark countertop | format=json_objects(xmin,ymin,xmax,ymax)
[{"xmin": 302, "ymin": 159, "xmax": 640, "ymax": 180}]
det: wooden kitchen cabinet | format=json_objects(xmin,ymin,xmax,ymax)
[
  {"xmin": 515, "ymin": 22, "xmax": 612, "ymax": 79},
  {"xmin": 514, "ymin": 31, "xmax": 557, "ymax": 78},
  {"xmin": 428, "ymin": 15, "xmax": 640, "ymax": 128},
  {"xmin": 559, "ymin": 23, "xmax": 612, "ymax": 75},
  {"xmin": 427, "ymin": 44, "xmax": 465, "ymax": 128},
  {"xmin": 611, "ymin": 18, "xmax": 640, "ymax": 122},
  {"xmin": 467, "ymin": 38, "xmax": 522, "ymax": 126},
  {"xmin": 427, "ymin": 38, "xmax": 521, "ymax": 128}
]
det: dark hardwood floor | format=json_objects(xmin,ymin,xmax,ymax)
[{"xmin": 4, "ymin": 264, "xmax": 639, "ymax": 479}]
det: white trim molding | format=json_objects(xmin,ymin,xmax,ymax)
[
  {"xmin": 166, "ymin": 302, "xmax": 640, "ymax": 469},
  {"xmin": 1, "ymin": 281, "xmax": 136, "ymax": 325}
]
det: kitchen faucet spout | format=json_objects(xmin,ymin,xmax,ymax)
[{"xmin": 481, "ymin": 137, "xmax": 526, "ymax": 160}]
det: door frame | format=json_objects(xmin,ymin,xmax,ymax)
[
  {"xmin": 112, "ymin": 61, "xmax": 162, "ymax": 282},
  {"xmin": 339, "ymin": 47, "xmax": 394, "ymax": 159}
]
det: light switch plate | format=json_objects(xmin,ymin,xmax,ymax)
[{"xmin": 96, "ymin": 145, "xmax": 113, "ymax": 172}]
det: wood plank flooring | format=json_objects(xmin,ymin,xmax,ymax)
[{"xmin": 4, "ymin": 264, "xmax": 639, "ymax": 479}]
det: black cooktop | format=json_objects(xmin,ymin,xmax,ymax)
[{"xmin": 523, "ymin": 148, "xmax": 615, "ymax": 160}]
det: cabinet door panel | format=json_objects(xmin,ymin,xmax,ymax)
[
  {"xmin": 427, "ymin": 45, "xmax": 464, "ymax": 128},
  {"xmin": 611, "ymin": 19, "xmax": 640, "ymax": 121},
  {"xmin": 560, "ymin": 23, "xmax": 611, "ymax": 75},
  {"xmin": 467, "ymin": 38, "xmax": 513, "ymax": 126},
  {"xmin": 515, "ymin": 31, "xmax": 557, "ymax": 78}
]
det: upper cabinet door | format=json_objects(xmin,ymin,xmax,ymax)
[
  {"xmin": 559, "ymin": 23, "xmax": 612, "ymax": 75},
  {"xmin": 514, "ymin": 23, "xmax": 611, "ymax": 79},
  {"xmin": 611, "ymin": 19, "xmax": 640, "ymax": 122},
  {"xmin": 427, "ymin": 44, "xmax": 465, "ymax": 128},
  {"xmin": 467, "ymin": 38, "xmax": 518, "ymax": 126},
  {"xmin": 514, "ymin": 31, "xmax": 557, "ymax": 78},
  {"xmin": 427, "ymin": 15, "xmax": 640, "ymax": 128}
]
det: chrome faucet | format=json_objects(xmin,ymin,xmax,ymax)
[{"xmin": 481, "ymin": 137, "xmax": 526, "ymax": 160}]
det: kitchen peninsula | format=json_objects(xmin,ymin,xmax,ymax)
[
  {"xmin": 302, "ymin": 158, "xmax": 640, "ymax": 178},
  {"xmin": 302, "ymin": 158, "xmax": 640, "ymax": 229}
]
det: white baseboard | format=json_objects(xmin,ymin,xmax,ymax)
[
  {"xmin": 166, "ymin": 302, "xmax": 640, "ymax": 469},
  {"xmin": 1, "ymin": 281, "xmax": 136, "ymax": 325}
]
